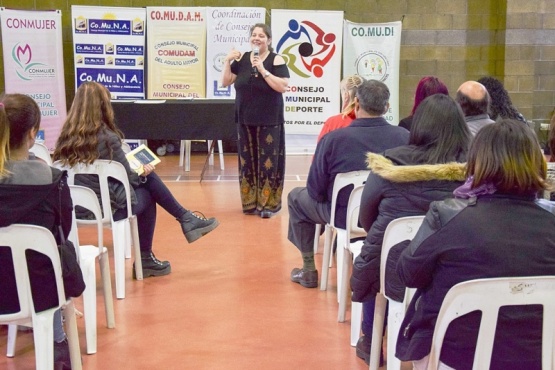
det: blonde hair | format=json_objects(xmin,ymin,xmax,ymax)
[
  {"xmin": 0, "ymin": 103, "xmax": 8, "ymax": 177},
  {"xmin": 341, "ymin": 75, "xmax": 365, "ymax": 118}
]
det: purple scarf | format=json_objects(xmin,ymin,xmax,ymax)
[{"xmin": 453, "ymin": 176, "xmax": 497, "ymax": 199}]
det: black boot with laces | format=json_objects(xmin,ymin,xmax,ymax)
[
  {"xmin": 133, "ymin": 252, "xmax": 171, "ymax": 278},
  {"xmin": 178, "ymin": 210, "xmax": 219, "ymax": 243}
]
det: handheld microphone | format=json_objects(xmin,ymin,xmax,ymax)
[{"xmin": 252, "ymin": 47, "xmax": 259, "ymax": 77}]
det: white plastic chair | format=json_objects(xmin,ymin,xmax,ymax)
[
  {"xmin": 369, "ymin": 215, "xmax": 425, "ymax": 369},
  {"xmin": 30, "ymin": 142, "xmax": 52, "ymax": 165},
  {"xmin": 319, "ymin": 170, "xmax": 370, "ymax": 292},
  {"xmin": 180, "ymin": 140, "xmax": 224, "ymax": 171},
  {"xmin": 426, "ymin": 276, "xmax": 555, "ymax": 370},
  {"xmin": 337, "ymin": 185, "xmax": 366, "ymax": 346},
  {"xmin": 68, "ymin": 185, "xmax": 115, "ymax": 354},
  {"xmin": 53, "ymin": 159, "xmax": 142, "ymax": 299},
  {"xmin": 1, "ymin": 224, "xmax": 82, "ymax": 370}
]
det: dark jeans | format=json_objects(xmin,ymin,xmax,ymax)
[
  {"xmin": 114, "ymin": 172, "xmax": 186, "ymax": 252},
  {"xmin": 362, "ymin": 297, "xmax": 377, "ymax": 336}
]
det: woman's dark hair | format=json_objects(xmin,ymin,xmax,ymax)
[
  {"xmin": 0, "ymin": 93, "xmax": 41, "ymax": 151},
  {"xmin": 477, "ymin": 76, "xmax": 523, "ymax": 121},
  {"xmin": 250, "ymin": 23, "xmax": 273, "ymax": 52},
  {"xmin": 409, "ymin": 94, "xmax": 470, "ymax": 163},
  {"xmin": 467, "ymin": 119, "xmax": 547, "ymax": 194},
  {"xmin": 411, "ymin": 76, "xmax": 449, "ymax": 115},
  {"xmin": 0, "ymin": 94, "xmax": 41, "ymax": 177},
  {"xmin": 549, "ymin": 111, "xmax": 555, "ymax": 162}
]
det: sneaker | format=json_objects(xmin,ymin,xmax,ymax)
[
  {"xmin": 290, "ymin": 268, "xmax": 318, "ymax": 288},
  {"xmin": 54, "ymin": 338, "xmax": 71, "ymax": 370},
  {"xmin": 178, "ymin": 210, "xmax": 219, "ymax": 243},
  {"xmin": 356, "ymin": 335, "xmax": 383, "ymax": 366},
  {"xmin": 134, "ymin": 252, "xmax": 171, "ymax": 278}
]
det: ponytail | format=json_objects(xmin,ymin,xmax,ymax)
[{"xmin": 0, "ymin": 102, "xmax": 10, "ymax": 178}]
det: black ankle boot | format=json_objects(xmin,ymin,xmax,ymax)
[
  {"xmin": 178, "ymin": 210, "xmax": 219, "ymax": 243},
  {"xmin": 134, "ymin": 252, "xmax": 171, "ymax": 278}
]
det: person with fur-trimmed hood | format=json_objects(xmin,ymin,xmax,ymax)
[{"xmin": 350, "ymin": 94, "xmax": 470, "ymax": 365}]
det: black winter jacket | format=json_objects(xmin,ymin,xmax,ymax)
[
  {"xmin": 350, "ymin": 146, "xmax": 465, "ymax": 302},
  {"xmin": 75, "ymin": 129, "xmax": 139, "ymax": 217},
  {"xmin": 0, "ymin": 167, "xmax": 73, "ymax": 313},
  {"xmin": 396, "ymin": 194, "xmax": 555, "ymax": 370}
]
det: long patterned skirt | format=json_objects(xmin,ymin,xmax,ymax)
[{"xmin": 237, "ymin": 123, "xmax": 286, "ymax": 213}]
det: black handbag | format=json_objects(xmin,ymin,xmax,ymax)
[{"xmin": 55, "ymin": 174, "xmax": 86, "ymax": 299}]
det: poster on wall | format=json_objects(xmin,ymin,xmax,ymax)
[
  {"xmin": 0, "ymin": 8, "xmax": 67, "ymax": 150},
  {"xmin": 271, "ymin": 10, "xmax": 343, "ymax": 136},
  {"xmin": 205, "ymin": 7, "xmax": 266, "ymax": 99},
  {"xmin": 271, "ymin": 9, "xmax": 343, "ymax": 154},
  {"xmin": 343, "ymin": 20, "xmax": 402, "ymax": 125},
  {"xmin": 146, "ymin": 7, "xmax": 206, "ymax": 99},
  {"xmin": 71, "ymin": 5, "xmax": 146, "ymax": 99}
]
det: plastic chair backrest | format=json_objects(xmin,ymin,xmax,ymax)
[
  {"xmin": 427, "ymin": 276, "xmax": 555, "ymax": 370},
  {"xmin": 380, "ymin": 216, "xmax": 425, "ymax": 299},
  {"xmin": 0, "ymin": 224, "xmax": 65, "ymax": 322},
  {"xmin": 53, "ymin": 159, "xmax": 133, "ymax": 223},
  {"xmin": 330, "ymin": 170, "xmax": 370, "ymax": 228},
  {"xmin": 68, "ymin": 185, "xmax": 104, "ymax": 255},
  {"xmin": 345, "ymin": 185, "xmax": 366, "ymax": 244},
  {"xmin": 30, "ymin": 143, "xmax": 52, "ymax": 165}
]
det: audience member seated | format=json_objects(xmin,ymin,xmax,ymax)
[
  {"xmin": 395, "ymin": 119, "xmax": 555, "ymax": 370},
  {"xmin": 53, "ymin": 82, "xmax": 219, "ymax": 278},
  {"xmin": 455, "ymin": 80, "xmax": 495, "ymax": 136},
  {"xmin": 0, "ymin": 94, "xmax": 81, "ymax": 370},
  {"xmin": 287, "ymin": 80, "xmax": 409, "ymax": 288},
  {"xmin": 350, "ymin": 94, "xmax": 470, "ymax": 365},
  {"xmin": 317, "ymin": 75, "xmax": 365, "ymax": 142},
  {"xmin": 477, "ymin": 76, "xmax": 527, "ymax": 123},
  {"xmin": 398, "ymin": 76, "xmax": 449, "ymax": 131}
]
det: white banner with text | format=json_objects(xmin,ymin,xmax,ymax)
[
  {"xmin": 0, "ymin": 8, "xmax": 67, "ymax": 150},
  {"xmin": 343, "ymin": 20, "xmax": 402, "ymax": 125},
  {"xmin": 71, "ymin": 5, "xmax": 146, "ymax": 99},
  {"xmin": 271, "ymin": 9, "xmax": 343, "ymax": 153},
  {"xmin": 146, "ymin": 7, "xmax": 206, "ymax": 99},
  {"xmin": 205, "ymin": 7, "xmax": 265, "ymax": 99}
]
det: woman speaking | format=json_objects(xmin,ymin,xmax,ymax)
[{"xmin": 221, "ymin": 23, "xmax": 290, "ymax": 218}]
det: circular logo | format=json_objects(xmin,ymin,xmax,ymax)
[
  {"xmin": 213, "ymin": 53, "xmax": 227, "ymax": 72},
  {"xmin": 355, "ymin": 51, "xmax": 389, "ymax": 81}
]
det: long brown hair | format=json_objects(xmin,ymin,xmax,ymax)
[
  {"xmin": 53, "ymin": 81, "xmax": 123, "ymax": 166},
  {"xmin": 0, "ymin": 94, "xmax": 41, "ymax": 177}
]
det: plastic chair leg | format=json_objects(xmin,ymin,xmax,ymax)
[
  {"xmin": 112, "ymin": 222, "xmax": 127, "ymax": 299},
  {"xmin": 32, "ymin": 309, "xmax": 56, "ymax": 370},
  {"xmin": 63, "ymin": 301, "xmax": 82, "ymax": 370},
  {"xmin": 130, "ymin": 216, "xmax": 142, "ymax": 281},
  {"xmin": 124, "ymin": 221, "xmax": 131, "ymax": 259},
  {"xmin": 350, "ymin": 302, "xmax": 362, "ymax": 346},
  {"xmin": 6, "ymin": 324, "xmax": 17, "ymax": 357},
  {"xmin": 320, "ymin": 225, "xmax": 333, "ymax": 290},
  {"xmin": 82, "ymin": 260, "xmax": 97, "ymax": 354},
  {"xmin": 369, "ymin": 293, "xmax": 387, "ymax": 370},
  {"xmin": 338, "ymin": 249, "xmax": 352, "ymax": 322},
  {"xmin": 99, "ymin": 250, "xmax": 115, "ymax": 329},
  {"xmin": 217, "ymin": 140, "xmax": 225, "ymax": 170}
]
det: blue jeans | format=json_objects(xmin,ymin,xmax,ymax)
[
  {"xmin": 54, "ymin": 308, "xmax": 65, "ymax": 342},
  {"xmin": 114, "ymin": 172, "xmax": 186, "ymax": 252},
  {"xmin": 362, "ymin": 297, "xmax": 387, "ymax": 337}
]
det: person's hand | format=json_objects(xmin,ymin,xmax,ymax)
[
  {"xmin": 226, "ymin": 47, "xmax": 241, "ymax": 63},
  {"xmin": 141, "ymin": 163, "xmax": 155, "ymax": 177},
  {"xmin": 252, "ymin": 54, "xmax": 264, "ymax": 73}
]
